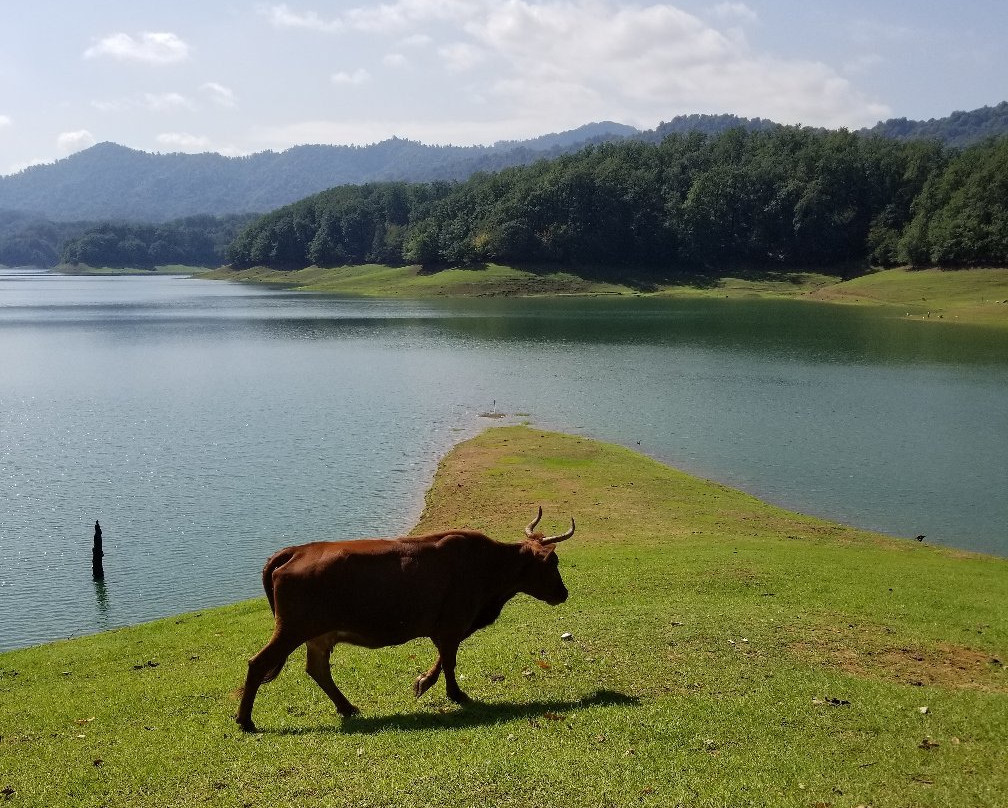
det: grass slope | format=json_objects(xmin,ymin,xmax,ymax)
[
  {"xmin": 2, "ymin": 427, "xmax": 1005, "ymax": 807},
  {"xmin": 203, "ymin": 263, "xmax": 631, "ymax": 297},
  {"xmin": 808, "ymin": 267, "xmax": 1008, "ymax": 326}
]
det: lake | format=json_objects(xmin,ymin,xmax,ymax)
[{"xmin": 1, "ymin": 267, "xmax": 1006, "ymax": 651}]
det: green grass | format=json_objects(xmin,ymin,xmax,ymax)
[
  {"xmin": 2, "ymin": 426, "xmax": 1005, "ymax": 806},
  {"xmin": 808, "ymin": 267, "xmax": 1008, "ymax": 326},
  {"xmin": 203, "ymin": 263, "xmax": 632, "ymax": 297},
  {"xmin": 55, "ymin": 264, "xmax": 210, "ymax": 276}
]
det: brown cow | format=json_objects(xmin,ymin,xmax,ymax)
[{"xmin": 236, "ymin": 507, "xmax": 575, "ymax": 731}]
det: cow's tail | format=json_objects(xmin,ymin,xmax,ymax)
[
  {"xmin": 261, "ymin": 548, "xmax": 296, "ymax": 615},
  {"xmin": 258, "ymin": 548, "xmax": 298, "ymax": 685}
]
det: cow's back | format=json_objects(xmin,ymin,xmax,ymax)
[{"xmin": 267, "ymin": 532, "xmax": 511, "ymax": 647}]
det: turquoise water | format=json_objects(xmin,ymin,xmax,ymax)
[{"xmin": 1, "ymin": 268, "xmax": 1005, "ymax": 650}]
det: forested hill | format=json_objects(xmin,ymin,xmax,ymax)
[
  {"xmin": 3, "ymin": 104, "xmax": 1006, "ymax": 223},
  {"xmin": 224, "ymin": 127, "xmax": 1008, "ymax": 273},
  {"xmin": 863, "ymin": 101, "xmax": 1008, "ymax": 147}
]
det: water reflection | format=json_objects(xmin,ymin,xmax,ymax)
[{"xmin": 92, "ymin": 578, "xmax": 110, "ymax": 630}]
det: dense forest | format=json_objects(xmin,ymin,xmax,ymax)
[
  {"xmin": 0, "ymin": 211, "xmax": 89, "ymax": 267},
  {"xmin": 863, "ymin": 101, "xmax": 1008, "ymax": 148},
  {"xmin": 226, "ymin": 127, "xmax": 1008, "ymax": 274},
  {"xmin": 57, "ymin": 214, "xmax": 258, "ymax": 269}
]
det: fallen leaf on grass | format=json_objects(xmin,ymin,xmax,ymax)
[
  {"xmin": 542, "ymin": 712, "xmax": 565, "ymax": 721},
  {"xmin": 536, "ymin": 660, "xmax": 551, "ymax": 670},
  {"xmin": 919, "ymin": 738, "xmax": 940, "ymax": 750},
  {"xmin": 2, "ymin": 786, "xmax": 15, "ymax": 799},
  {"xmin": 74, "ymin": 717, "xmax": 96, "ymax": 726},
  {"xmin": 812, "ymin": 696, "xmax": 851, "ymax": 707},
  {"xmin": 487, "ymin": 673, "xmax": 505, "ymax": 683}
]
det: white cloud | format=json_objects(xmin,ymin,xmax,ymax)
[
  {"xmin": 57, "ymin": 130, "xmax": 97, "ymax": 154},
  {"xmin": 91, "ymin": 99, "xmax": 128, "ymax": 113},
  {"xmin": 260, "ymin": 1, "xmax": 888, "ymax": 135},
  {"xmin": 331, "ymin": 68, "xmax": 371, "ymax": 85},
  {"xmin": 383, "ymin": 53, "xmax": 409, "ymax": 68},
  {"xmin": 401, "ymin": 33, "xmax": 433, "ymax": 47},
  {"xmin": 156, "ymin": 132, "xmax": 212, "ymax": 151},
  {"xmin": 84, "ymin": 32, "xmax": 190, "ymax": 64},
  {"xmin": 266, "ymin": 1, "xmax": 477, "ymax": 35},
  {"xmin": 713, "ymin": 2, "xmax": 758, "ymax": 23},
  {"xmin": 456, "ymin": 1, "xmax": 887, "ymax": 127},
  {"xmin": 438, "ymin": 42, "xmax": 484, "ymax": 73},
  {"xmin": 200, "ymin": 82, "xmax": 238, "ymax": 108},
  {"xmin": 0, "ymin": 115, "xmax": 11, "ymax": 129},
  {"xmin": 144, "ymin": 92, "xmax": 194, "ymax": 112},
  {"xmin": 265, "ymin": 4, "xmax": 343, "ymax": 32}
]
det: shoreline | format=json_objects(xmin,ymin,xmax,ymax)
[
  {"xmin": 43, "ymin": 261, "xmax": 1008, "ymax": 327},
  {"xmin": 204, "ymin": 263, "xmax": 1008, "ymax": 327}
]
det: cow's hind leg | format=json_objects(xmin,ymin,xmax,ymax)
[
  {"xmin": 237, "ymin": 631, "xmax": 300, "ymax": 732},
  {"xmin": 413, "ymin": 654, "xmax": 442, "ymax": 698},
  {"xmin": 305, "ymin": 638, "xmax": 360, "ymax": 717}
]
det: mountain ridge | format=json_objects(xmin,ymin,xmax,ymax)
[{"xmin": 1, "ymin": 105, "xmax": 1005, "ymax": 222}]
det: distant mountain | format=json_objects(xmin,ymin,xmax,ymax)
[
  {"xmin": 1, "ymin": 105, "xmax": 1005, "ymax": 223},
  {"xmin": 0, "ymin": 123, "xmax": 640, "ymax": 222},
  {"xmin": 862, "ymin": 101, "xmax": 1008, "ymax": 147}
]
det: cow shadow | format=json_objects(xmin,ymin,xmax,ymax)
[{"xmin": 266, "ymin": 688, "xmax": 639, "ymax": 736}]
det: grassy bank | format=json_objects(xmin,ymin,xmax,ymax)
[
  {"xmin": 2, "ymin": 427, "xmax": 1005, "ymax": 807},
  {"xmin": 55, "ymin": 264, "xmax": 209, "ymax": 276},
  {"xmin": 201, "ymin": 262, "xmax": 632, "ymax": 297},
  {"xmin": 204, "ymin": 263, "xmax": 1008, "ymax": 327}
]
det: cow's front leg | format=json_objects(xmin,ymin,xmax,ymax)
[
  {"xmin": 435, "ymin": 639, "xmax": 470, "ymax": 704},
  {"xmin": 413, "ymin": 654, "xmax": 442, "ymax": 698}
]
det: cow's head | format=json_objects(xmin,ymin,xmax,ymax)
[{"xmin": 519, "ymin": 506, "xmax": 575, "ymax": 605}]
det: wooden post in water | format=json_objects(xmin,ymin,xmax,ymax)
[{"xmin": 92, "ymin": 520, "xmax": 105, "ymax": 580}]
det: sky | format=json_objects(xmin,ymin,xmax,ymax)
[{"xmin": 1, "ymin": 0, "xmax": 1005, "ymax": 175}]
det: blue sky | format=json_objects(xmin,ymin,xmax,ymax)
[{"xmin": 0, "ymin": 1, "xmax": 1005, "ymax": 174}]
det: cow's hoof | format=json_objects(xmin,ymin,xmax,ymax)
[
  {"xmin": 413, "ymin": 676, "xmax": 433, "ymax": 699},
  {"xmin": 338, "ymin": 704, "xmax": 360, "ymax": 717},
  {"xmin": 236, "ymin": 717, "xmax": 258, "ymax": 733},
  {"xmin": 447, "ymin": 691, "xmax": 472, "ymax": 706}
]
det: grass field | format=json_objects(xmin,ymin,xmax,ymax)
[{"xmin": 2, "ymin": 426, "xmax": 1005, "ymax": 807}]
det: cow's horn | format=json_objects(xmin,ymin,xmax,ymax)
[
  {"xmin": 540, "ymin": 517, "xmax": 576, "ymax": 545},
  {"xmin": 525, "ymin": 505, "xmax": 543, "ymax": 538}
]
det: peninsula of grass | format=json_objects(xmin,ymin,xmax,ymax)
[
  {"xmin": 205, "ymin": 263, "xmax": 1008, "ymax": 327},
  {"xmin": 2, "ymin": 426, "xmax": 1005, "ymax": 807}
]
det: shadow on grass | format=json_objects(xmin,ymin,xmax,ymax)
[{"xmin": 264, "ymin": 688, "xmax": 639, "ymax": 736}]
